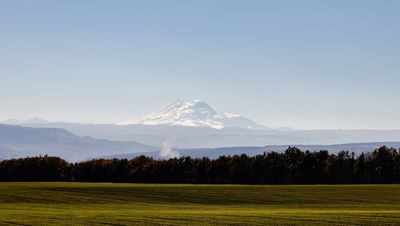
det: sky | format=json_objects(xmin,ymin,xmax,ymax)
[{"xmin": 0, "ymin": 0, "xmax": 399, "ymax": 129}]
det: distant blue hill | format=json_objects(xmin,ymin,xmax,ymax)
[
  {"xmin": 0, "ymin": 124, "xmax": 158, "ymax": 162},
  {"xmin": 2, "ymin": 123, "xmax": 400, "ymax": 162},
  {"xmin": 99, "ymin": 142, "xmax": 400, "ymax": 160}
]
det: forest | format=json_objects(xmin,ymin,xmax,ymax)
[{"xmin": 0, "ymin": 146, "xmax": 399, "ymax": 184}]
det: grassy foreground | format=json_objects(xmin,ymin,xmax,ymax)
[{"xmin": 0, "ymin": 183, "xmax": 399, "ymax": 225}]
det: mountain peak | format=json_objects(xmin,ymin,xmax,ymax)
[{"xmin": 119, "ymin": 100, "xmax": 266, "ymax": 130}]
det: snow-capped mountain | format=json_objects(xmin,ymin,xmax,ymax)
[{"xmin": 118, "ymin": 99, "xmax": 266, "ymax": 130}]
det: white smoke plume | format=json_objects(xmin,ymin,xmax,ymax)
[{"xmin": 160, "ymin": 140, "xmax": 179, "ymax": 159}]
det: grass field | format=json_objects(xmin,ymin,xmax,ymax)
[{"xmin": 0, "ymin": 183, "xmax": 399, "ymax": 225}]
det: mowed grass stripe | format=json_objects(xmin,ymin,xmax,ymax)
[
  {"xmin": 0, "ymin": 183, "xmax": 399, "ymax": 225},
  {"xmin": 3, "ymin": 183, "xmax": 398, "ymax": 205}
]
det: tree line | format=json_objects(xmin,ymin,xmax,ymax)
[{"xmin": 0, "ymin": 146, "xmax": 400, "ymax": 184}]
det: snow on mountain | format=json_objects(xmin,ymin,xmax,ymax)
[{"xmin": 118, "ymin": 99, "xmax": 266, "ymax": 130}]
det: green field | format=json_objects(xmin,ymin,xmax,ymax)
[{"xmin": 0, "ymin": 183, "xmax": 399, "ymax": 225}]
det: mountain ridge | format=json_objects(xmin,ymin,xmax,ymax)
[
  {"xmin": 98, "ymin": 142, "xmax": 400, "ymax": 160},
  {"xmin": 0, "ymin": 124, "xmax": 158, "ymax": 162}
]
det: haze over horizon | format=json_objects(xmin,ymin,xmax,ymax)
[{"xmin": 1, "ymin": 0, "xmax": 400, "ymax": 130}]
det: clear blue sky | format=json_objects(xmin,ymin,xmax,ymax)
[{"xmin": 1, "ymin": 0, "xmax": 399, "ymax": 129}]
